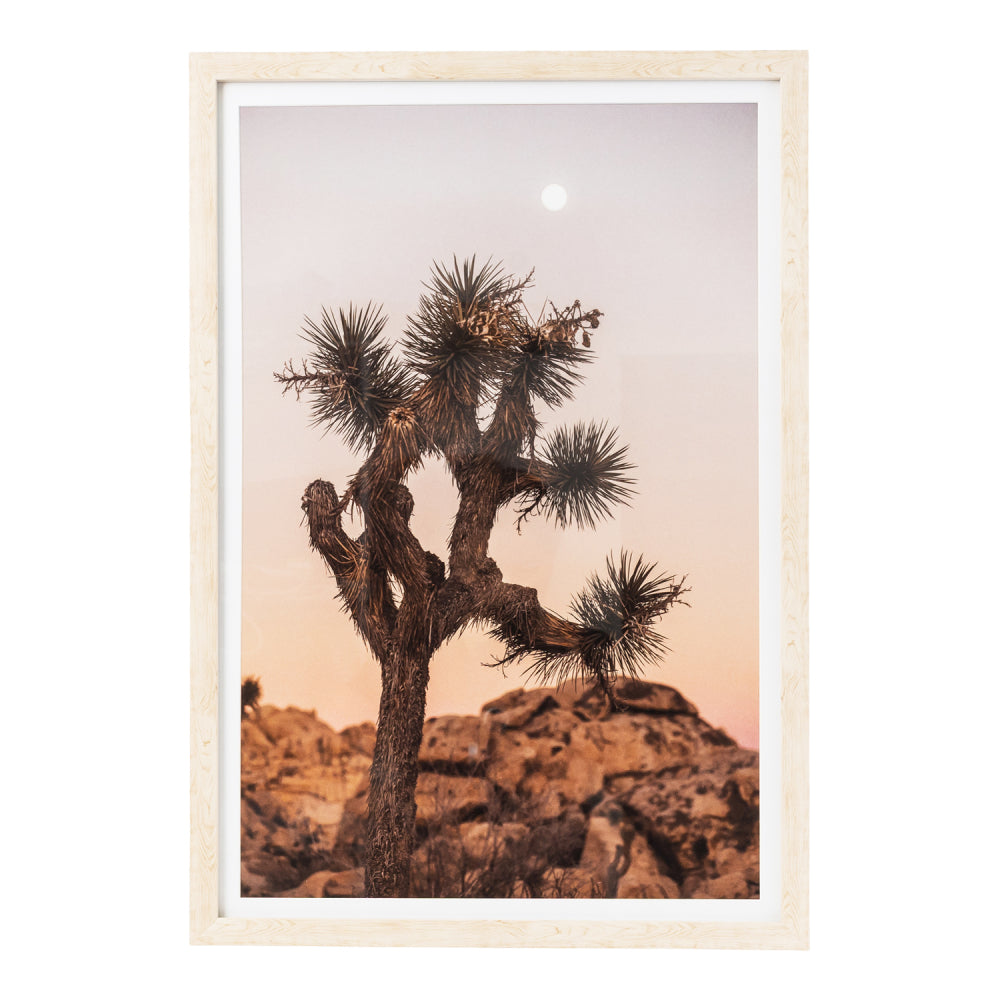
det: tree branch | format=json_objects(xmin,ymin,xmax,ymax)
[
  {"xmin": 482, "ymin": 581, "xmax": 585, "ymax": 657},
  {"xmin": 301, "ymin": 479, "xmax": 398, "ymax": 662},
  {"xmin": 431, "ymin": 557, "xmax": 689, "ymax": 697},
  {"xmin": 444, "ymin": 447, "xmax": 568, "ymax": 578}
]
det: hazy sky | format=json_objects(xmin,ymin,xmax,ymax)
[{"xmin": 240, "ymin": 102, "xmax": 760, "ymax": 747}]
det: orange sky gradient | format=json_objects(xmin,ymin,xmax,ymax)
[{"xmin": 239, "ymin": 102, "xmax": 760, "ymax": 748}]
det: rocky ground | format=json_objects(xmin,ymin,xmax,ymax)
[{"xmin": 241, "ymin": 678, "xmax": 759, "ymax": 899}]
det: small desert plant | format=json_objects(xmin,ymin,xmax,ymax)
[{"xmin": 241, "ymin": 676, "xmax": 262, "ymax": 718}]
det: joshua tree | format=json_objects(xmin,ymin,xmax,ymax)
[{"xmin": 276, "ymin": 258, "xmax": 687, "ymax": 897}]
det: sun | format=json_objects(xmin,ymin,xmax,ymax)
[{"xmin": 541, "ymin": 183, "xmax": 568, "ymax": 211}]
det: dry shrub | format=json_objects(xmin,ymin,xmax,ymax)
[{"xmin": 409, "ymin": 766, "xmax": 596, "ymax": 898}]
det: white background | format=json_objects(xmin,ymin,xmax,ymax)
[{"xmin": 3, "ymin": 2, "xmax": 997, "ymax": 997}]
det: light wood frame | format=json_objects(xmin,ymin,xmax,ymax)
[{"xmin": 190, "ymin": 50, "xmax": 808, "ymax": 948}]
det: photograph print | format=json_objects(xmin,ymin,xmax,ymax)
[{"xmin": 238, "ymin": 98, "xmax": 762, "ymax": 901}]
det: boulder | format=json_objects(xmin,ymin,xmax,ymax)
[
  {"xmin": 687, "ymin": 871, "xmax": 756, "ymax": 900},
  {"xmin": 415, "ymin": 773, "xmax": 491, "ymax": 825},
  {"xmin": 241, "ymin": 850, "xmax": 300, "ymax": 894},
  {"xmin": 488, "ymin": 707, "xmax": 605, "ymax": 812},
  {"xmin": 457, "ymin": 821, "xmax": 530, "ymax": 863},
  {"xmin": 340, "ymin": 722, "xmax": 376, "ymax": 757},
  {"xmin": 482, "ymin": 688, "xmax": 563, "ymax": 728},
  {"xmin": 324, "ymin": 868, "xmax": 365, "ymax": 897},
  {"xmin": 420, "ymin": 715, "xmax": 488, "ymax": 771},
  {"xmin": 278, "ymin": 867, "xmax": 365, "ymax": 898},
  {"xmin": 484, "ymin": 726, "xmax": 547, "ymax": 796},
  {"xmin": 582, "ymin": 713, "xmax": 706, "ymax": 776},
  {"xmin": 277, "ymin": 870, "xmax": 337, "ymax": 898},
  {"xmin": 610, "ymin": 678, "xmax": 699, "ymax": 716},
  {"xmin": 332, "ymin": 789, "xmax": 368, "ymax": 868},
  {"xmin": 578, "ymin": 816, "xmax": 629, "ymax": 895},
  {"xmin": 256, "ymin": 705, "xmax": 344, "ymax": 756},
  {"xmin": 616, "ymin": 832, "xmax": 681, "ymax": 899},
  {"xmin": 622, "ymin": 749, "xmax": 760, "ymax": 884}
]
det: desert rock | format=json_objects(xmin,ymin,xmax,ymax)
[{"xmin": 242, "ymin": 680, "xmax": 759, "ymax": 899}]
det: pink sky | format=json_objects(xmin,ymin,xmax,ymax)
[{"xmin": 240, "ymin": 102, "xmax": 760, "ymax": 747}]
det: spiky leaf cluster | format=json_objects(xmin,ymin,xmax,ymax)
[
  {"xmin": 572, "ymin": 552, "xmax": 686, "ymax": 678},
  {"xmin": 504, "ymin": 335, "xmax": 592, "ymax": 409},
  {"xmin": 533, "ymin": 422, "xmax": 636, "ymax": 529},
  {"xmin": 402, "ymin": 256, "xmax": 525, "ymax": 388},
  {"xmin": 510, "ymin": 552, "xmax": 687, "ymax": 686},
  {"xmin": 301, "ymin": 302, "xmax": 415, "ymax": 452},
  {"xmin": 281, "ymin": 259, "xmax": 606, "ymax": 471},
  {"xmin": 400, "ymin": 258, "xmax": 600, "ymax": 457}
]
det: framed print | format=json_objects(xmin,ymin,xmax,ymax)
[{"xmin": 190, "ymin": 51, "xmax": 808, "ymax": 948}]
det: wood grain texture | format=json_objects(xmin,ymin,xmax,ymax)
[
  {"xmin": 779, "ymin": 51, "xmax": 809, "ymax": 949},
  {"xmin": 190, "ymin": 53, "xmax": 220, "ymax": 940},
  {"xmin": 192, "ymin": 917, "xmax": 804, "ymax": 948},
  {"xmin": 189, "ymin": 50, "xmax": 800, "ymax": 82},
  {"xmin": 190, "ymin": 50, "xmax": 808, "ymax": 948}
]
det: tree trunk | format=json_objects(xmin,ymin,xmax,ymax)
[{"xmin": 364, "ymin": 641, "xmax": 431, "ymax": 897}]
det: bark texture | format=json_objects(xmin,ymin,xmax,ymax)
[
  {"xmin": 364, "ymin": 642, "xmax": 431, "ymax": 897},
  {"xmin": 302, "ymin": 457, "xmax": 591, "ymax": 896}
]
